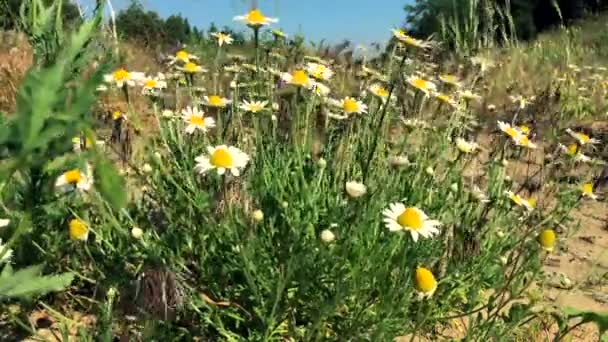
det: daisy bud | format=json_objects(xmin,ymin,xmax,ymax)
[
  {"xmin": 318, "ymin": 158, "xmax": 327, "ymax": 169},
  {"xmin": 0, "ymin": 219, "xmax": 9, "ymax": 228},
  {"xmin": 131, "ymin": 227, "xmax": 144, "ymax": 239},
  {"xmin": 537, "ymin": 229, "xmax": 556, "ymax": 252},
  {"xmin": 496, "ymin": 230, "xmax": 505, "ymax": 238},
  {"xmin": 425, "ymin": 166, "xmax": 434, "ymax": 176},
  {"xmin": 252, "ymin": 210, "xmax": 264, "ymax": 222},
  {"xmin": 142, "ymin": 163, "xmax": 153, "ymax": 174},
  {"xmin": 320, "ymin": 229, "xmax": 335, "ymax": 243},
  {"xmin": 107, "ymin": 287, "xmax": 118, "ymax": 300},
  {"xmin": 450, "ymin": 183, "xmax": 459, "ymax": 192},
  {"xmin": 500, "ymin": 256, "xmax": 508, "ymax": 265},
  {"xmin": 345, "ymin": 181, "xmax": 367, "ymax": 198},
  {"xmin": 271, "ymin": 114, "xmax": 278, "ymax": 121},
  {"xmin": 505, "ymin": 175, "xmax": 511, "ymax": 182},
  {"xmin": 414, "ymin": 266, "xmax": 437, "ymax": 298},
  {"xmin": 502, "ymin": 159, "xmax": 509, "ymax": 167},
  {"xmin": 154, "ymin": 152, "xmax": 162, "ymax": 160},
  {"xmin": 281, "ymin": 201, "xmax": 289, "ymax": 208}
]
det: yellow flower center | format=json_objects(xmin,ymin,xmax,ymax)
[
  {"xmin": 183, "ymin": 62, "xmax": 200, "ymax": 73},
  {"xmin": 567, "ymin": 144, "xmax": 578, "ymax": 155},
  {"xmin": 343, "ymin": 98, "xmax": 359, "ymax": 113},
  {"xmin": 64, "ymin": 170, "xmax": 82, "ymax": 184},
  {"xmin": 577, "ymin": 133, "xmax": 590, "ymax": 143},
  {"xmin": 291, "ymin": 70, "xmax": 309, "ymax": 86},
  {"xmin": 509, "ymin": 194, "xmax": 524, "ymax": 206},
  {"xmin": 582, "ymin": 183, "xmax": 593, "ymax": 195},
  {"xmin": 397, "ymin": 208, "xmax": 423, "ymax": 230},
  {"xmin": 519, "ymin": 125, "xmax": 530, "ymax": 135},
  {"xmin": 441, "ymin": 74, "xmax": 457, "ymax": 84},
  {"xmin": 415, "ymin": 267, "xmax": 437, "ymax": 293},
  {"xmin": 537, "ymin": 229, "xmax": 556, "ymax": 251},
  {"xmin": 144, "ymin": 79, "xmax": 157, "ymax": 88},
  {"xmin": 208, "ymin": 95, "xmax": 225, "ymax": 107},
  {"xmin": 210, "ymin": 148, "xmax": 233, "ymax": 168},
  {"xmin": 176, "ymin": 50, "xmax": 189, "ymax": 62},
  {"xmin": 526, "ymin": 198, "xmax": 537, "ymax": 208},
  {"xmin": 113, "ymin": 111, "xmax": 122, "ymax": 120},
  {"xmin": 113, "ymin": 68, "xmax": 130, "ymax": 81},
  {"xmin": 412, "ymin": 78, "xmax": 429, "ymax": 91},
  {"xmin": 505, "ymin": 127, "xmax": 519, "ymax": 139},
  {"xmin": 248, "ymin": 103, "xmax": 264, "ymax": 113},
  {"xmin": 69, "ymin": 219, "xmax": 88, "ymax": 241},
  {"xmin": 437, "ymin": 94, "xmax": 454, "ymax": 104},
  {"xmin": 190, "ymin": 116, "xmax": 206, "ymax": 127},
  {"xmin": 247, "ymin": 9, "xmax": 266, "ymax": 25},
  {"xmin": 519, "ymin": 136, "xmax": 531, "ymax": 146}
]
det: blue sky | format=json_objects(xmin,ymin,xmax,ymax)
[{"xmin": 84, "ymin": 0, "xmax": 410, "ymax": 46}]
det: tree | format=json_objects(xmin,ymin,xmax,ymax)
[{"xmin": 115, "ymin": 1, "xmax": 166, "ymax": 47}]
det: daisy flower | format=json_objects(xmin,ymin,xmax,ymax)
[
  {"xmin": 383, "ymin": 203, "xmax": 441, "ymax": 242},
  {"xmin": 566, "ymin": 128, "xmax": 599, "ymax": 145},
  {"xmin": 392, "ymin": 29, "xmax": 430, "ymax": 48},
  {"xmin": 455, "ymin": 138, "xmax": 479, "ymax": 153},
  {"xmin": 169, "ymin": 50, "xmax": 198, "ymax": 64},
  {"xmin": 182, "ymin": 106, "xmax": 215, "ymax": 134},
  {"xmin": 69, "ymin": 218, "xmax": 89, "ymax": 241},
  {"xmin": 306, "ymin": 62, "xmax": 334, "ymax": 81},
  {"xmin": 281, "ymin": 69, "xmax": 314, "ymax": 88},
  {"xmin": 368, "ymin": 83, "xmax": 390, "ymax": 100},
  {"xmin": 177, "ymin": 62, "xmax": 206, "ymax": 74},
  {"xmin": 0, "ymin": 238, "xmax": 13, "ymax": 263},
  {"xmin": 339, "ymin": 96, "xmax": 367, "ymax": 115},
  {"xmin": 239, "ymin": 100, "xmax": 268, "ymax": 113},
  {"xmin": 537, "ymin": 229, "xmax": 556, "ymax": 252},
  {"xmin": 195, "ymin": 145, "xmax": 250, "ymax": 177},
  {"xmin": 498, "ymin": 121, "xmax": 536, "ymax": 148},
  {"xmin": 407, "ymin": 76, "xmax": 436, "ymax": 95},
  {"xmin": 203, "ymin": 95, "xmax": 232, "ymax": 108},
  {"xmin": 581, "ymin": 183, "xmax": 598, "ymax": 200},
  {"xmin": 140, "ymin": 73, "xmax": 167, "ymax": 95},
  {"xmin": 55, "ymin": 166, "xmax": 93, "ymax": 192},
  {"xmin": 103, "ymin": 68, "xmax": 144, "ymax": 88},
  {"xmin": 505, "ymin": 191, "xmax": 536, "ymax": 211},
  {"xmin": 435, "ymin": 93, "xmax": 459, "ymax": 108},
  {"xmin": 233, "ymin": 8, "xmax": 278, "ymax": 28},
  {"xmin": 211, "ymin": 32, "xmax": 234, "ymax": 47},
  {"xmin": 439, "ymin": 74, "xmax": 461, "ymax": 87},
  {"xmin": 558, "ymin": 143, "xmax": 591, "ymax": 162},
  {"xmin": 414, "ymin": 266, "xmax": 437, "ymax": 298}
]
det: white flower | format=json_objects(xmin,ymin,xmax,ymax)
[
  {"xmin": 195, "ymin": 145, "xmax": 250, "ymax": 177},
  {"xmin": 505, "ymin": 191, "xmax": 536, "ymax": 211},
  {"xmin": 407, "ymin": 76, "xmax": 436, "ymax": 95},
  {"xmin": 211, "ymin": 32, "xmax": 234, "ymax": 47},
  {"xmin": 0, "ymin": 219, "xmax": 9, "ymax": 228},
  {"xmin": 320, "ymin": 229, "xmax": 335, "ymax": 243},
  {"xmin": 0, "ymin": 238, "xmax": 13, "ymax": 264},
  {"xmin": 338, "ymin": 97, "xmax": 367, "ymax": 115},
  {"xmin": 239, "ymin": 100, "xmax": 268, "ymax": 113},
  {"xmin": 345, "ymin": 181, "xmax": 367, "ymax": 198},
  {"xmin": 498, "ymin": 121, "xmax": 537, "ymax": 149},
  {"xmin": 383, "ymin": 203, "xmax": 441, "ymax": 242},
  {"xmin": 281, "ymin": 70, "xmax": 314, "ymax": 88},
  {"xmin": 131, "ymin": 227, "xmax": 144, "ymax": 239},
  {"xmin": 168, "ymin": 50, "xmax": 199, "ymax": 65},
  {"xmin": 140, "ymin": 73, "xmax": 167, "ymax": 95},
  {"xmin": 55, "ymin": 165, "xmax": 93, "ymax": 192},
  {"xmin": 368, "ymin": 83, "xmax": 390, "ymax": 100},
  {"xmin": 566, "ymin": 128, "xmax": 599, "ymax": 145},
  {"xmin": 182, "ymin": 106, "xmax": 216, "ymax": 134},
  {"xmin": 233, "ymin": 8, "xmax": 278, "ymax": 28},
  {"xmin": 203, "ymin": 95, "xmax": 232, "ymax": 108},
  {"xmin": 306, "ymin": 62, "xmax": 334, "ymax": 81},
  {"xmin": 558, "ymin": 143, "xmax": 592, "ymax": 163},
  {"xmin": 103, "ymin": 68, "xmax": 145, "ymax": 88}
]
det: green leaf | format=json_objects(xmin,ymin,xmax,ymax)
[
  {"xmin": 563, "ymin": 306, "xmax": 608, "ymax": 335},
  {"xmin": 0, "ymin": 264, "xmax": 74, "ymax": 299},
  {"xmin": 93, "ymin": 154, "xmax": 127, "ymax": 210}
]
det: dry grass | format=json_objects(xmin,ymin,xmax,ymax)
[{"xmin": 0, "ymin": 31, "xmax": 32, "ymax": 114}]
